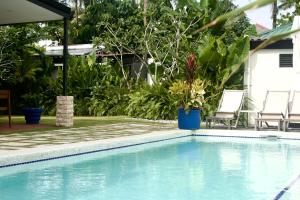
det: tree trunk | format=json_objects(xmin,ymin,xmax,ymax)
[
  {"xmin": 272, "ymin": 1, "xmax": 278, "ymax": 28},
  {"xmin": 143, "ymin": 0, "xmax": 150, "ymax": 84},
  {"xmin": 144, "ymin": 0, "xmax": 148, "ymax": 26},
  {"xmin": 75, "ymin": 0, "xmax": 79, "ymax": 24}
]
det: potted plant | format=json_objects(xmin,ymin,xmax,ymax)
[
  {"xmin": 22, "ymin": 93, "xmax": 43, "ymax": 124},
  {"xmin": 169, "ymin": 53, "xmax": 206, "ymax": 130}
]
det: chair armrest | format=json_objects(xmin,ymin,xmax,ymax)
[
  {"xmin": 288, "ymin": 113, "xmax": 300, "ymax": 116},
  {"xmin": 261, "ymin": 112, "xmax": 283, "ymax": 115},
  {"xmin": 216, "ymin": 111, "xmax": 235, "ymax": 114},
  {"xmin": 240, "ymin": 110, "xmax": 259, "ymax": 113},
  {"xmin": 260, "ymin": 112, "xmax": 284, "ymax": 118}
]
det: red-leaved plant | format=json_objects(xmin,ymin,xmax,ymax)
[
  {"xmin": 169, "ymin": 53, "xmax": 206, "ymax": 111},
  {"xmin": 186, "ymin": 53, "xmax": 197, "ymax": 87}
]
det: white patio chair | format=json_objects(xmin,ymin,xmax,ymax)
[
  {"xmin": 255, "ymin": 91, "xmax": 290, "ymax": 131},
  {"xmin": 283, "ymin": 91, "xmax": 300, "ymax": 131},
  {"xmin": 206, "ymin": 90, "xmax": 245, "ymax": 129}
]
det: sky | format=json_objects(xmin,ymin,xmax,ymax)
[{"xmin": 233, "ymin": 0, "xmax": 273, "ymax": 29}]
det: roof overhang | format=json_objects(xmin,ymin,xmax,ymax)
[
  {"xmin": 250, "ymin": 39, "xmax": 293, "ymax": 50},
  {"xmin": 0, "ymin": 0, "xmax": 72, "ymax": 26},
  {"xmin": 45, "ymin": 44, "xmax": 102, "ymax": 56}
]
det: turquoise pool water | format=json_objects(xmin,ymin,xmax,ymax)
[{"xmin": 1, "ymin": 137, "xmax": 300, "ymax": 200}]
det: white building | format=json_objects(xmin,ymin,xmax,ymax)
[{"xmin": 244, "ymin": 22, "xmax": 299, "ymax": 125}]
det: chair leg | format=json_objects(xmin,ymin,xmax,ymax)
[
  {"xmin": 8, "ymin": 114, "xmax": 11, "ymax": 128},
  {"xmin": 228, "ymin": 120, "xmax": 232, "ymax": 130},
  {"xmin": 8, "ymin": 106, "xmax": 11, "ymax": 128},
  {"xmin": 255, "ymin": 120, "xmax": 259, "ymax": 131},
  {"xmin": 259, "ymin": 121, "xmax": 262, "ymax": 128},
  {"xmin": 206, "ymin": 119, "xmax": 211, "ymax": 129},
  {"xmin": 8, "ymin": 92, "xmax": 11, "ymax": 128}
]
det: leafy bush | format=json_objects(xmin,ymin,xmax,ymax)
[
  {"xmin": 21, "ymin": 93, "xmax": 41, "ymax": 108},
  {"xmin": 67, "ymin": 55, "xmax": 101, "ymax": 101},
  {"xmin": 170, "ymin": 79, "xmax": 206, "ymax": 111},
  {"xmin": 127, "ymin": 84, "xmax": 177, "ymax": 120},
  {"xmin": 65, "ymin": 55, "xmax": 128, "ymax": 116},
  {"xmin": 40, "ymin": 79, "xmax": 61, "ymax": 116},
  {"xmin": 74, "ymin": 97, "xmax": 92, "ymax": 116},
  {"xmin": 88, "ymin": 83, "xmax": 130, "ymax": 116}
]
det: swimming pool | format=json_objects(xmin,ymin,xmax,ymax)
[{"xmin": 1, "ymin": 136, "xmax": 300, "ymax": 200}]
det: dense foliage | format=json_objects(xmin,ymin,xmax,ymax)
[
  {"xmin": 1, "ymin": 0, "xmax": 256, "ymax": 119},
  {"xmin": 278, "ymin": 0, "xmax": 300, "ymax": 25},
  {"xmin": 127, "ymin": 84, "xmax": 177, "ymax": 120},
  {"xmin": 0, "ymin": 25, "xmax": 58, "ymax": 113}
]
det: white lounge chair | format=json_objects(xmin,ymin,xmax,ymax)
[
  {"xmin": 255, "ymin": 91, "xmax": 290, "ymax": 131},
  {"xmin": 283, "ymin": 91, "xmax": 300, "ymax": 131},
  {"xmin": 206, "ymin": 90, "xmax": 245, "ymax": 129}
]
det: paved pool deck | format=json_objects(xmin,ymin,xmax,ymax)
[
  {"xmin": 1, "ymin": 122, "xmax": 300, "ymax": 167},
  {"xmin": 0, "ymin": 122, "xmax": 177, "ymax": 152}
]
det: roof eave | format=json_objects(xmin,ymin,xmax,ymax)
[
  {"xmin": 250, "ymin": 38, "xmax": 293, "ymax": 50},
  {"xmin": 27, "ymin": 0, "xmax": 73, "ymax": 19}
]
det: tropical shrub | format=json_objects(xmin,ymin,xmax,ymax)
[
  {"xmin": 170, "ymin": 79, "xmax": 206, "ymax": 111},
  {"xmin": 169, "ymin": 54, "xmax": 206, "ymax": 111},
  {"xmin": 65, "ymin": 54, "xmax": 132, "ymax": 116},
  {"xmin": 127, "ymin": 83, "xmax": 177, "ymax": 120},
  {"xmin": 88, "ymin": 83, "xmax": 130, "ymax": 116},
  {"xmin": 40, "ymin": 79, "xmax": 61, "ymax": 115},
  {"xmin": 7, "ymin": 46, "xmax": 57, "ymax": 114},
  {"xmin": 66, "ymin": 55, "xmax": 106, "ymax": 115},
  {"xmin": 194, "ymin": 34, "xmax": 250, "ymax": 116}
]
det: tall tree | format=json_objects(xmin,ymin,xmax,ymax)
[
  {"xmin": 278, "ymin": 0, "xmax": 300, "ymax": 25},
  {"xmin": 272, "ymin": 1, "xmax": 278, "ymax": 28},
  {"xmin": 144, "ymin": 0, "xmax": 148, "ymax": 26}
]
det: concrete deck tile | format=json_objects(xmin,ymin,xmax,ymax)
[{"xmin": 0, "ymin": 123, "xmax": 177, "ymax": 152}]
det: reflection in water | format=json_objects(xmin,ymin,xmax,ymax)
[{"xmin": 220, "ymin": 148, "xmax": 242, "ymax": 171}]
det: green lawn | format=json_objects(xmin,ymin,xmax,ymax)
[{"xmin": 0, "ymin": 116, "xmax": 166, "ymax": 135}]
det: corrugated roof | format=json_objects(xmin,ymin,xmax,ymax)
[
  {"xmin": 256, "ymin": 23, "xmax": 292, "ymax": 40},
  {"xmin": 45, "ymin": 44, "xmax": 104, "ymax": 56}
]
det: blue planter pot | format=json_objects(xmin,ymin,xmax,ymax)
[
  {"xmin": 178, "ymin": 107, "xmax": 201, "ymax": 130},
  {"xmin": 23, "ymin": 108, "xmax": 43, "ymax": 124}
]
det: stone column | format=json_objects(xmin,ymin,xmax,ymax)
[{"xmin": 56, "ymin": 96, "xmax": 74, "ymax": 127}]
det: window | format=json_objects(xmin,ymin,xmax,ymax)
[{"xmin": 279, "ymin": 54, "xmax": 293, "ymax": 68}]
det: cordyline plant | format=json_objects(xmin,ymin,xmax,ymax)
[
  {"xmin": 186, "ymin": 53, "xmax": 197, "ymax": 87},
  {"xmin": 169, "ymin": 53, "xmax": 206, "ymax": 112}
]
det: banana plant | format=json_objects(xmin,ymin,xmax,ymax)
[
  {"xmin": 221, "ymin": 35, "xmax": 249, "ymax": 89},
  {"xmin": 194, "ymin": 33, "xmax": 249, "ymax": 115}
]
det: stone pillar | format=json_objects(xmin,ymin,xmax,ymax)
[{"xmin": 56, "ymin": 96, "xmax": 74, "ymax": 127}]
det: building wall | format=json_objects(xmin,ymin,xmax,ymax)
[{"xmin": 244, "ymin": 49, "xmax": 297, "ymax": 125}]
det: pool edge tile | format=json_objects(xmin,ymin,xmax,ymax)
[{"xmin": 0, "ymin": 130, "xmax": 191, "ymax": 168}]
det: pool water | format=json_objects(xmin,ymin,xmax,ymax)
[{"xmin": 1, "ymin": 137, "xmax": 300, "ymax": 200}]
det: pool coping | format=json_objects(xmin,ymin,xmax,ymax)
[
  {"xmin": 0, "ymin": 129, "xmax": 191, "ymax": 168},
  {"xmin": 1, "ymin": 128, "xmax": 300, "ymax": 168}
]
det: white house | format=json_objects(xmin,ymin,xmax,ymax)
[{"xmin": 244, "ymin": 18, "xmax": 300, "ymax": 125}]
